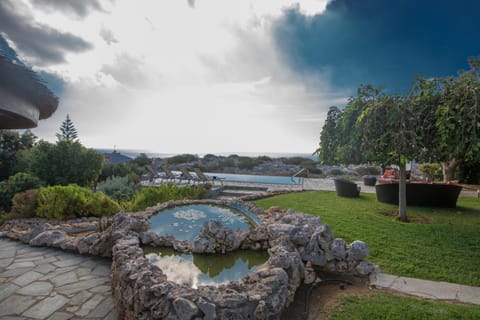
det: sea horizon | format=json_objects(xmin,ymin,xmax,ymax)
[{"xmin": 96, "ymin": 148, "xmax": 317, "ymax": 161}]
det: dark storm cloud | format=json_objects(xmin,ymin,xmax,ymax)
[
  {"xmin": 0, "ymin": 0, "xmax": 92, "ymax": 66},
  {"xmin": 31, "ymin": 0, "xmax": 103, "ymax": 18},
  {"xmin": 273, "ymin": 0, "xmax": 480, "ymax": 93}
]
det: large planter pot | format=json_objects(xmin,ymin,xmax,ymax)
[
  {"xmin": 363, "ymin": 176, "xmax": 377, "ymax": 186},
  {"xmin": 334, "ymin": 179, "xmax": 360, "ymax": 198},
  {"xmin": 375, "ymin": 182, "xmax": 462, "ymax": 208}
]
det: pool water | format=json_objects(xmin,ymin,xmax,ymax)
[
  {"xmin": 144, "ymin": 247, "xmax": 269, "ymax": 288},
  {"xmin": 206, "ymin": 172, "xmax": 302, "ymax": 185},
  {"xmin": 149, "ymin": 204, "xmax": 259, "ymax": 241}
]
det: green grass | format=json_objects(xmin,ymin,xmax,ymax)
[
  {"xmin": 327, "ymin": 292, "xmax": 480, "ymax": 320},
  {"xmin": 256, "ymin": 191, "xmax": 480, "ymax": 286}
]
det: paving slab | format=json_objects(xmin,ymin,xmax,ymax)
[
  {"xmin": 0, "ymin": 294, "xmax": 37, "ymax": 317},
  {"xmin": 457, "ymin": 284, "xmax": 480, "ymax": 305},
  {"xmin": 370, "ymin": 272, "xmax": 480, "ymax": 305},
  {"xmin": 16, "ymin": 281, "xmax": 53, "ymax": 296},
  {"xmin": 0, "ymin": 283, "xmax": 20, "ymax": 301},
  {"xmin": 13, "ymin": 270, "xmax": 44, "ymax": 286},
  {"xmin": 0, "ymin": 238, "xmax": 116, "ymax": 319},
  {"xmin": 23, "ymin": 295, "xmax": 69, "ymax": 319}
]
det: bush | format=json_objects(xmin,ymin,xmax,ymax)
[
  {"xmin": 167, "ymin": 154, "xmax": 198, "ymax": 165},
  {"xmin": 36, "ymin": 185, "xmax": 121, "ymax": 219},
  {"xmin": 129, "ymin": 184, "xmax": 204, "ymax": 211},
  {"xmin": 0, "ymin": 172, "xmax": 43, "ymax": 212},
  {"xmin": 355, "ymin": 166, "xmax": 381, "ymax": 176},
  {"xmin": 283, "ymin": 157, "xmax": 315, "ymax": 166},
  {"xmin": 98, "ymin": 176, "xmax": 137, "ymax": 201},
  {"xmin": 10, "ymin": 189, "xmax": 38, "ymax": 219},
  {"xmin": 418, "ymin": 163, "xmax": 442, "ymax": 181},
  {"xmin": 458, "ymin": 161, "xmax": 480, "ymax": 184},
  {"xmin": 329, "ymin": 168, "xmax": 346, "ymax": 176},
  {"xmin": 29, "ymin": 140, "xmax": 104, "ymax": 187}
]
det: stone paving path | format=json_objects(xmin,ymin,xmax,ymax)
[
  {"xmin": 370, "ymin": 272, "xmax": 480, "ymax": 305},
  {"xmin": 0, "ymin": 238, "xmax": 116, "ymax": 320}
]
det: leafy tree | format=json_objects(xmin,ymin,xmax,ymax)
[
  {"xmin": 56, "ymin": 114, "xmax": 78, "ymax": 142},
  {"xmin": 0, "ymin": 130, "xmax": 37, "ymax": 180},
  {"xmin": 167, "ymin": 154, "xmax": 198, "ymax": 164},
  {"xmin": 133, "ymin": 153, "xmax": 151, "ymax": 166},
  {"xmin": 314, "ymin": 106, "xmax": 341, "ymax": 164},
  {"xmin": 30, "ymin": 140, "xmax": 104, "ymax": 187},
  {"xmin": 359, "ymin": 93, "xmax": 421, "ymax": 221},
  {"xmin": 338, "ymin": 85, "xmax": 384, "ymax": 164},
  {"xmin": 0, "ymin": 172, "xmax": 43, "ymax": 212},
  {"xmin": 434, "ymin": 58, "xmax": 480, "ymax": 181}
]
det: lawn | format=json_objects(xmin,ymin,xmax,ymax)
[
  {"xmin": 327, "ymin": 292, "xmax": 480, "ymax": 320},
  {"xmin": 256, "ymin": 191, "xmax": 480, "ymax": 286}
]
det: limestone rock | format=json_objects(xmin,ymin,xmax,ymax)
[
  {"xmin": 330, "ymin": 238, "xmax": 347, "ymax": 260},
  {"xmin": 348, "ymin": 240, "xmax": 370, "ymax": 261},
  {"xmin": 29, "ymin": 230, "xmax": 67, "ymax": 247}
]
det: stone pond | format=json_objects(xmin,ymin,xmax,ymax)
[{"xmin": 0, "ymin": 198, "xmax": 376, "ymax": 319}]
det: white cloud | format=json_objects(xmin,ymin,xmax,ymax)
[{"xmin": 18, "ymin": 0, "xmax": 347, "ymax": 154}]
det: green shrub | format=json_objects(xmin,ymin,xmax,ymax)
[
  {"xmin": 283, "ymin": 157, "xmax": 315, "ymax": 166},
  {"xmin": 418, "ymin": 163, "xmax": 442, "ymax": 181},
  {"xmin": 167, "ymin": 154, "xmax": 198, "ymax": 165},
  {"xmin": 329, "ymin": 168, "xmax": 346, "ymax": 176},
  {"xmin": 98, "ymin": 176, "xmax": 137, "ymax": 201},
  {"xmin": 0, "ymin": 172, "xmax": 43, "ymax": 212},
  {"xmin": 129, "ymin": 184, "xmax": 204, "ymax": 211},
  {"xmin": 9, "ymin": 189, "xmax": 38, "ymax": 219},
  {"xmin": 36, "ymin": 185, "xmax": 120, "ymax": 219},
  {"xmin": 458, "ymin": 161, "xmax": 480, "ymax": 184},
  {"xmin": 355, "ymin": 166, "xmax": 381, "ymax": 176}
]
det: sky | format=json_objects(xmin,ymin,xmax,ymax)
[{"xmin": 1, "ymin": 0, "xmax": 479, "ymax": 155}]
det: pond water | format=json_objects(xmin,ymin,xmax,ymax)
[
  {"xmin": 149, "ymin": 204, "xmax": 259, "ymax": 241},
  {"xmin": 144, "ymin": 247, "xmax": 269, "ymax": 288}
]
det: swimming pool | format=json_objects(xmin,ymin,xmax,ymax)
[{"xmin": 206, "ymin": 172, "xmax": 302, "ymax": 185}]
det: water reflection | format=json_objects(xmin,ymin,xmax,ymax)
[
  {"xmin": 144, "ymin": 247, "xmax": 268, "ymax": 288},
  {"xmin": 149, "ymin": 205, "xmax": 257, "ymax": 241}
]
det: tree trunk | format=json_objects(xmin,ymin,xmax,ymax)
[
  {"xmin": 442, "ymin": 159, "xmax": 461, "ymax": 182},
  {"xmin": 398, "ymin": 162, "xmax": 408, "ymax": 222}
]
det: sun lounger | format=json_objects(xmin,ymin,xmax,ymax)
[
  {"xmin": 193, "ymin": 167, "xmax": 224, "ymax": 186},
  {"xmin": 159, "ymin": 165, "xmax": 180, "ymax": 183},
  {"xmin": 178, "ymin": 166, "xmax": 200, "ymax": 185}
]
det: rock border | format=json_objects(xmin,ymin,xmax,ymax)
[{"xmin": 0, "ymin": 199, "xmax": 376, "ymax": 319}]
